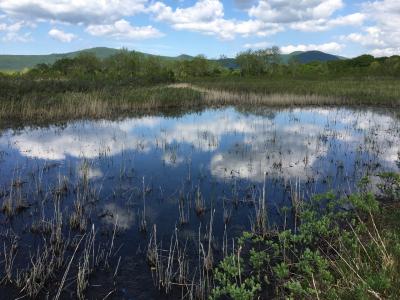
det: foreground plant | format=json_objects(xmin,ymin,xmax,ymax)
[{"xmin": 211, "ymin": 174, "xmax": 400, "ymax": 299}]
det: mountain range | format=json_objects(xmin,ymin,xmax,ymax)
[{"xmin": 0, "ymin": 47, "xmax": 345, "ymax": 71}]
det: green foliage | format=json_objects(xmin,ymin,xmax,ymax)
[
  {"xmin": 235, "ymin": 47, "xmax": 281, "ymax": 76},
  {"xmin": 377, "ymin": 172, "xmax": 400, "ymax": 201},
  {"xmin": 233, "ymin": 49, "xmax": 400, "ymax": 79},
  {"xmin": 211, "ymin": 175, "xmax": 400, "ymax": 299},
  {"xmin": 211, "ymin": 255, "xmax": 261, "ymax": 300}
]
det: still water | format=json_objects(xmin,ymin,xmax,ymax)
[{"xmin": 0, "ymin": 107, "xmax": 399, "ymax": 298}]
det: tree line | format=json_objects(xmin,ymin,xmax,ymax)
[{"xmin": 2, "ymin": 47, "xmax": 400, "ymax": 87}]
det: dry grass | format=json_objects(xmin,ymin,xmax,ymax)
[
  {"xmin": 0, "ymin": 86, "xmax": 203, "ymax": 128},
  {"xmin": 172, "ymin": 83, "xmax": 400, "ymax": 107}
]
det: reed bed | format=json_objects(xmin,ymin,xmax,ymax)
[
  {"xmin": 176, "ymin": 79, "xmax": 400, "ymax": 107},
  {"xmin": 191, "ymin": 77, "xmax": 400, "ymax": 106},
  {"xmin": 0, "ymin": 86, "xmax": 203, "ymax": 128},
  {"xmin": 1, "ymin": 77, "xmax": 399, "ymax": 129}
]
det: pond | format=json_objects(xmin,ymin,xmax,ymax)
[{"xmin": 0, "ymin": 106, "xmax": 399, "ymax": 299}]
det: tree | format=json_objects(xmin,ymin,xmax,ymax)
[{"xmin": 236, "ymin": 47, "xmax": 281, "ymax": 76}]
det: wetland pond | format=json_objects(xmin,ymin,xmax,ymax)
[{"xmin": 0, "ymin": 106, "xmax": 399, "ymax": 299}]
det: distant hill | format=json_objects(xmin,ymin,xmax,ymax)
[
  {"xmin": 0, "ymin": 47, "xmax": 121, "ymax": 71},
  {"xmin": 0, "ymin": 47, "xmax": 345, "ymax": 71},
  {"xmin": 0, "ymin": 47, "xmax": 194, "ymax": 71},
  {"xmin": 216, "ymin": 50, "xmax": 345, "ymax": 69},
  {"xmin": 291, "ymin": 51, "xmax": 345, "ymax": 64}
]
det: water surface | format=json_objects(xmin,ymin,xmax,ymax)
[{"xmin": 0, "ymin": 107, "xmax": 399, "ymax": 298}]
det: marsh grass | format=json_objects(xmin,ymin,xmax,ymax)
[
  {"xmin": 189, "ymin": 77, "xmax": 400, "ymax": 107},
  {"xmin": 0, "ymin": 85, "xmax": 203, "ymax": 128},
  {"xmin": 1, "ymin": 77, "xmax": 399, "ymax": 129}
]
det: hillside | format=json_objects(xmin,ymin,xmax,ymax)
[
  {"xmin": 0, "ymin": 47, "xmax": 194, "ymax": 71},
  {"xmin": 293, "ymin": 50, "xmax": 345, "ymax": 64},
  {"xmin": 215, "ymin": 51, "xmax": 344, "ymax": 69},
  {"xmin": 0, "ymin": 47, "xmax": 122, "ymax": 71},
  {"xmin": 0, "ymin": 47, "xmax": 344, "ymax": 71}
]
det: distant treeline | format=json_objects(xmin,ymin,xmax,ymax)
[
  {"xmin": 235, "ymin": 49, "xmax": 400, "ymax": 77},
  {"xmin": 11, "ymin": 50, "xmax": 223, "ymax": 85},
  {"xmin": 1, "ymin": 47, "xmax": 400, "ymax": 86}
]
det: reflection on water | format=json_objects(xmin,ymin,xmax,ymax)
[
  {"xmin": 2, "ymin": 107, "xmax": 398, "ymax": 187},
  {"xmin": 0, "ymin": 107, "xmax": 399, "ymax": 298}
]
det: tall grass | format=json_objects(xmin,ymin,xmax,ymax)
[
  {"xmin": 1, "ymin": 76, "xmax": 399, "ymax": 128},
  {"xmin": 191, "ymin": 77, "xmax": 400, "ymax": 106},
  {"xmin": 0, "ymin": 85, "xmax": 203, "ymax": 128}
]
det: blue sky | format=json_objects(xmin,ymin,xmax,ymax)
[{"xmin": 0, "ymin": 0, "xmax": 399, "ymax": 58}]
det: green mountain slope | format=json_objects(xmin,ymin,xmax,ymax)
[
  {"xmin": 294, "ymin": 51, "xmax": 345, "ymax": 64},
  {"xmin": 216, "ymin": 51, "xmax": 345, "ymax": 69},
  {"xmin": 0, "ymin": 47, "xmax": 122, "ymax": 71}
]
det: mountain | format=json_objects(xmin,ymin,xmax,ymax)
[
  {"xmin": 0, "ymin": 47, "xmax": 193, "ymax": 71},
  {"xmin": 290, "ymin": 51, "xmax": 345, "ymax": 64},
  {"xmin": 0, "ymin": 47, "xmax": 120, "ymax": 71},
  {"xmin": 216, "ymin": 51, "xmax": 345, "ymax": 69},
  {"xmin": 0, "ymin": 47, "xmax": 345, "ymax": 71}
]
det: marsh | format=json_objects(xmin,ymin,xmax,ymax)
[{"xmin": 0, "ymin": 106, "xmax": 398, "ymax": 298}]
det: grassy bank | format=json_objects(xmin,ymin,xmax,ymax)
[
  {"xmin": 191, "ymin": 77, "xmax": 400, "ymax": 107},
  {"xmin": 0, "ymin": 84, "xmax": 203, "ymax": 128},
  {"xmin": 211, "ymin": 173, "xmax": 400, "ymax": 299},
  {"xmin": 1, "ymin": 76, "xmax": 399, "ymax": 128}
]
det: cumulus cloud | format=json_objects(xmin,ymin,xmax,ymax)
[
  {"xmin": 150, "ymin": 0, "xmax": 224, "ymax": 24},
  {"xmin": 149, "ymin": 0, "xmax": 282, "ymax": 39},
  {"xmin": 0, "ymin": 0, "xmax": 147, "ymax": 25},
  {"xmin": 243, "ymin": 41, "xmax": 270, "ymax": 49},
  {"xmin": 291, "ymin": 13, "xmax": 365, "ymax": 32},
  {"xmin": 86, "ymin": 19, "xmax": 163, "ymax": 40},
  {"xmin": 344, "ymin": 0, "xmax": 400, "ymax": 56},
  {"xmin": 370, "ymin": 48, "xmax": 400, "ymax": 57},
  {"xmin": 0, "ymin": 19, "xmax": 32, "ymax": 42},
  {"xmin": 281, "ymin": 42, "xmax": 344, "ymax": 54},
  {"xmin": 0, "ymin": 0, "xmax": 396, "ymax": 56},
  {"xmin": 249, "ymin": 0, "xmax": 343, "ymax": 23},
  {"xmin": 48, "ymin": 28, "xmax": 76, "ymax": 42}
]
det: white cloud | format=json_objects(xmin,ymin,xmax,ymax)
[
  {"xmin": 150, "ymin": 0, "xmax": 224, "ymax": 24},
  {"xmin": 281, "ymin": 42, "xmax": 344, "ymax": 54},
  {"xmin": 249, "ymin": 0, "xmax": 343, "ymax": 23},
  {"xmin": 0, "ymin": 20, "xmax": 32, "ymax": 42},
  {"xmin": 149, "ymin": 0, "xmax": 282, "ymax": 40},
  {"xmin": 291, "ymin": 13, "xmax": 365, "ymax": 32},
  {"xmin": 48, "ymin": 28, "xmax": 76, "ymax": 42},
  {"xmin": 344, "ymin": 0, "xmax": 400, "ymax": 56},
  {"xmin": 0, "ymin": 0, "xmax": 147, "ymax": 25},
  {"xmin": 344, "ymin": 27, "xmax": 386, "ymax": 48},
  {"xmin": 243, "ymin": 41, "xmax": 270, "ymax": 49},
  {"xmin": 86, "ymin": 19, "xmax": 163, "ymax": 40},
  {"xmin": 370, "ymin": 48, "xmax": 400, "ymax": 57},
  {"xmin": 247, "ymin": 0, "xmax": 363, "ymax": 34}
]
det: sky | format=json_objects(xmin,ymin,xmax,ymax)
[{"xmin": 0, "ymin": 0, "xmax": 399, "ymax": 58}]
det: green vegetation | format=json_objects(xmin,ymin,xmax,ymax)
[
  {"xmin": 0, "ymin": 85, "xmax": 203, "ymax": 128},
  {"xmin": 211, "ymin": 172, "xmax": 400, "ymax": 299},
  {"xmin": 0, "ymin": 47, "xmax": 399, "ymax": 127},
  {"xmin": 191, "ymin": 77, "xmax": 400, "ymax": 106},
  {"xmin": 0, "ymin": 47, "xmax": 343, "ymax": 72}
]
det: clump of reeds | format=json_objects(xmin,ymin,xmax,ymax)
[
  {"xmin": 194, "ymin": 185, "xmax": 206, "ymax": 216},
  {"xmin": 139, "ymin": 177, "xmax": 147, "ymax": 232},
  {"xmin": 69, "ymin": 197, "xmax": 87, "ymax": 232},
  {"xmin": 253, "ymin": 172, "xmax": 268, "ymax": 236},
  {"xmin": 178, "ymin": 190, "xmax": 189, "ymax": 225}
]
